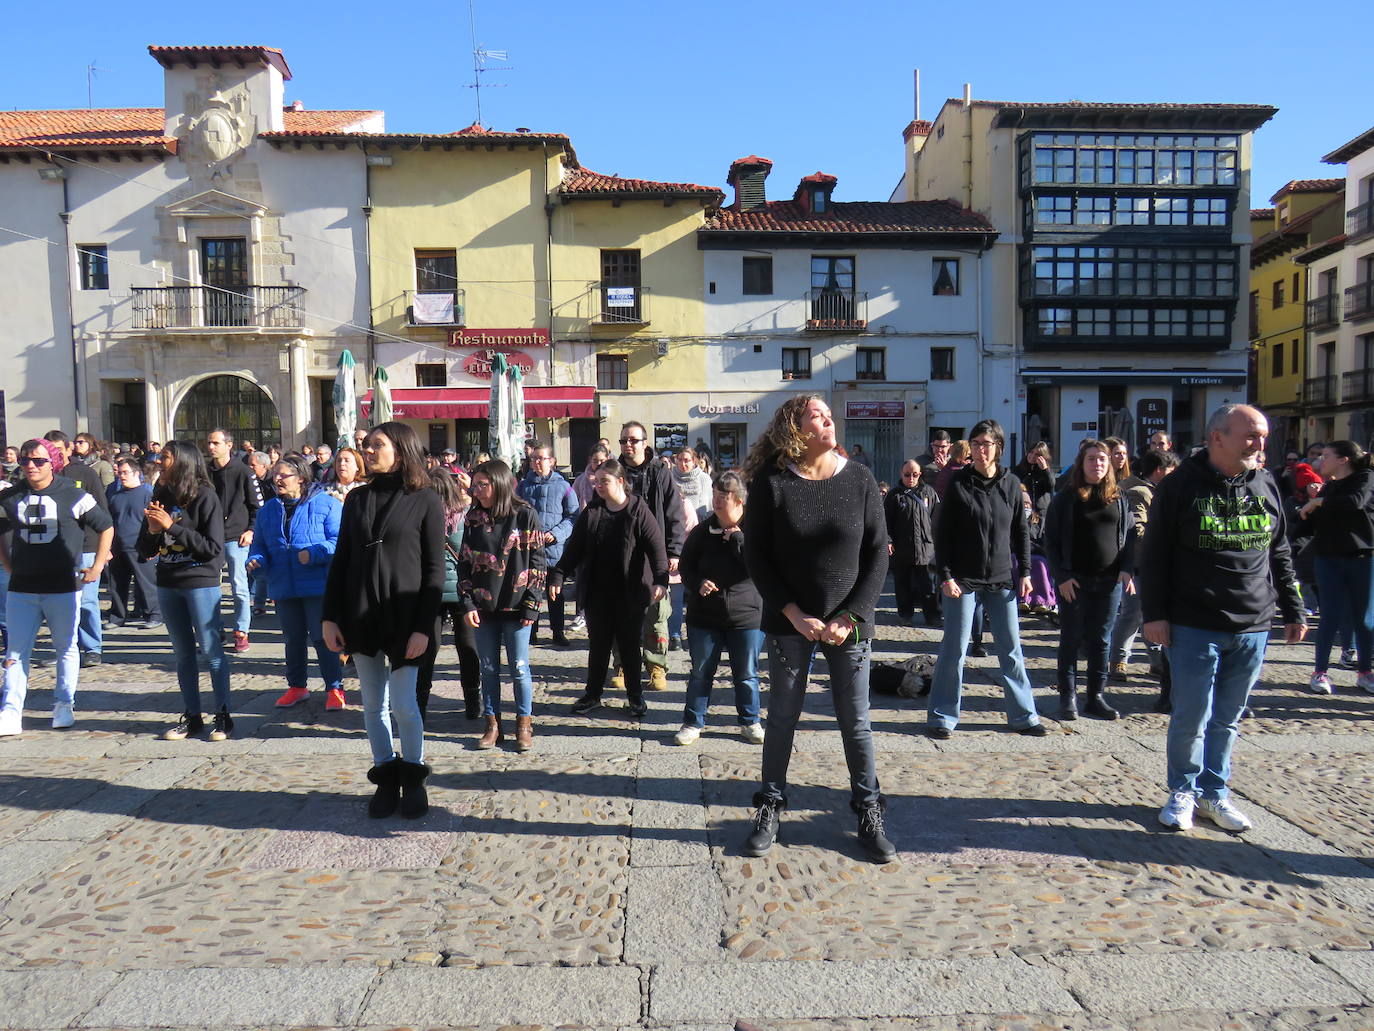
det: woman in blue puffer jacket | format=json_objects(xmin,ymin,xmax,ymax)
[{"xmin": 247, "ymin": 453, "xmax": 346, "ymax": 712}]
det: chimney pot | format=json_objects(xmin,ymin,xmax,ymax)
[{"xmin": 727, "ymin": 155, "xmax": 773, "ymax": 210}]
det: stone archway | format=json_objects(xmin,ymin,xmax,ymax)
[{"xmin": 173, "ymin": 374, "xmax": 281, "ymax": 448}]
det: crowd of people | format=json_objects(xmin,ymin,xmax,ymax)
[{"xmin": 0, "ymin": 401, "xmax": 1369, "ymax": 853}]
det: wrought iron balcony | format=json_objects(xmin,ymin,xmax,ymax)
[
  {"xmin": 406, "ymin": 289, "xmax": 466, "ymax": 327},
  {"xmin": 132, "ymin": 285, "xmax": 305, "ymax": 330},
  {"xmin": 1305, "ymin": 294, "xmax": 1341, "ymax": 330},
  {"xmin": 1343, "ymin": 368, "xmax": 1374, "ymax": 404},
  {"xmin": 1348, "ymin": 200, "xmax": 1374, "ymax": 241},
  {"xmin": 806, "ymin": 288, "xmax": 868, "ymax": 331},
  {"xmin": 1345, "ymin": 280, "xmax": 1374, "ymax": 322},
  {"xmin": 1304, "ymin": 374, "xmax": 1338, "ymax": 405},
  {"xmin": 592, "ymin": 285, "xmax": 650, "ymax": 326}
]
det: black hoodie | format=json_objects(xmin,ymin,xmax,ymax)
[
  {"xmin": 1139, "ymin": 451, "xmax": 1303, "ymax": 634},
  {"xmin": 934, "ymin": 465, "xmax": 1031, "ymax": 588},
  {"xmin": 1308, "ymin": 467, "xmax": 1374, "ymax": 557}
]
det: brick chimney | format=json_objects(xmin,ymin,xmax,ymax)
[{"xmin": 727, "ymin": 155, "xmax": 773, "ymax": 210}]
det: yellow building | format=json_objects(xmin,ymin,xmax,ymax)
[{"xmin": 1247, "ymin": 179, "xmax": 1344, "ymax": 451}]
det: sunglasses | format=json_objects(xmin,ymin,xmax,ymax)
[
  {"xmin": 619, "ymin": 437, "xmax": 645, "ymax": 445},
  {"xmin": 20, "ymin": 456, "xmax": 51, "ymax": 467}
]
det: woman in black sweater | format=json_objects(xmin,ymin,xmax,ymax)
[
  {"xmin": 926, "ymin": 418, "xmax": 1046, "ymax": 738},
  {"xmin": 322, "ymin": 422, "xmax": 444, "ymax": 819},
  {"xmin": 740, "ymin": 395, "xmax": 894, "ymax": 864},
  {"xmin": 136, "ymin": 441, "xmax": 228, "ymax": 742},
  {"xmin": 548, "ymin": 460, "xmax": 667, "ymax": 718},
  {"xmin": 1043, "ymin": 440, "xmax": 1135, "ymax": 721}
]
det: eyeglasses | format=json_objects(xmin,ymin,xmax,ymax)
[
  {"xmin": 970, "ymin": 439, "xmax": 998, "ymax": 449},
  {"xmin": 901, "ymin": 471, "xmax": 920, "ymax": 478},
  {"xmin": 19, "ymin": 456, "xmax": 50, "ymax": 467},
  {"xmin": 619, "ymin": 437, "xmax": 645, "ymax": 445}
]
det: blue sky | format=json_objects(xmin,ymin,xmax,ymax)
[{"xmin": 4, "ymin": 0, "xmax": 1371, "ymax": 206}]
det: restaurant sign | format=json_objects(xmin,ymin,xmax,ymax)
[
  {"xmin": 461, "ymin": 349, "xmax": 537, "ymax": 377},
  {"xmin": 448, "ymin": 328, "xmax": 550, "ymax": 349}
]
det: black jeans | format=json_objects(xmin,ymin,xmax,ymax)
[
  {"xmin": 107, "ymin": 549, "xmax": 159, "ymax": 622},
  {"xmin": 892, "ymin": 562, "xmax": 939, "ymax": 622},
  {"xmin": 416, "ymin": 602, "xmax": 481, "ymax": 718},
  {"xmin": 585, "ymin": 598, "xmax": 646, "ymax": 701},
  {"xmin": 1056, "ymin": 575, "xmax": 1122, "ymax": 693}
]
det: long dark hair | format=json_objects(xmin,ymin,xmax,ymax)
[
  {"xmin": 158, "ymin": 440, "xmax": 212, "ymax": 508},
  {"xmin": 1326, "ymin": 440, "xmax": 1372, "ymax": 473},
  {"xmin": 472, "ymin": 459, "xmax": 526, "ymax": 519},
  {"xmin": 1070, "ymin": 439, "xmax": 1120, "ymax": 503},
  {"xmin": 367, "ymin": 422, "xmax": 429, "ymax": 492},
  {"xmin": 428, "ymin": 466, "xmax": 468, "ymax": 530}
]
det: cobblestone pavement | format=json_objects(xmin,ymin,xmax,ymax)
[{"xmin": 3, "ymin": 597, "xmax": 1374, "ymax": 1030}]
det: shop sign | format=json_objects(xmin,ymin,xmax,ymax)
[
  {"xmin": 1137, "ymin": 398, "xmax": 1168, "ymax": 440},
  {"xmin": 845, "ymin": 400, "xmax": 905, "ymax": 419},
  {"xmin": 694, "ymin": 402, "xmax": 761, "ymax": 416},
  {"xmin": 606, "ymin": 287, "xmax": 636, "ymax": 308},
  {"xmin": 1180, "ymin": 376, "xmax": 1227, "ymax": 386},
  {"xmin": 461, "ymin": 349, "xmax": 537, "ymax": 377},
  {"xmin": 655, "ymin": 423, "xmax": 688, "ymax": 452},
  {"xmin": 448, "ymin": 328, "xmax": 550, "ymax": 349}
]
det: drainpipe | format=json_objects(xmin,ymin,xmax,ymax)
[
  {"xmin": 54, "ymin": 167, "xmax": 84, "ymax": 427},
  {"xmin": 962, "ymin": 83, "xmax": 974, "ymax": 211},
  {"xmin": 363, "ymin": 146, "xmax": 376, "ymax": 379}
]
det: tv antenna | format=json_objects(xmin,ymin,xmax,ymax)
[
  {"xmin": 86, "ymin": 60, "xmax": 112, "ymax": 108},
  {"xmin": 464, "ymin": 0, "xmax": 511, "ymax": 125}
]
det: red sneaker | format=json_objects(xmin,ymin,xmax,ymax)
[
  {"xmin": 274, "ymin": 686, "xmax": 309, "ymax": 708},
  {"xmin": 233, "ymin": 631, "xmax": 250, "ymax": 652},
  {"xmin": 325, "ymin": 688, "xmax": 346, "ymax": 711}
]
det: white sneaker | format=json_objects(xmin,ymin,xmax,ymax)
[
  {"xmin": 1158, "ymin": 791, "xmax": 1196, "ymax": 831},
  {"xmin": 1196, "ymin": 796, "xmax": 1252, "ymax": 833},
  {"xmin": 740, "ymin": 722, "xmax": 765, "ymax": 744},
  {"xmin": 1358, "ymin": 672, "xmax": 1374, "ymax": 694},
  {"xmin": 1308, "ymin": 672, "xmax": 1333, "ymax": 695},
  {"xmin": 0, "ymin": 709, "xmax": 22, "ymax": 738},
  {"xmin": 52, "ymin": 703, "xmax": 74, "ymax": 729},
  {"xmin": 673, "ymin": 725, "xmax": 701, "ymax": 746}
]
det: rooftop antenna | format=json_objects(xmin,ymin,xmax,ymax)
[
  {"xmin": 86, "ymin": 60, "xmax": 112, "ymax": 108},
  {"xmin": 464, "ymin": 0, "xmax": 511, "ymax": 125}
]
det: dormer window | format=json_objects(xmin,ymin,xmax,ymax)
[{"xmin": 811, "ymin": 186, "xmax": 828, "ymax": 213}]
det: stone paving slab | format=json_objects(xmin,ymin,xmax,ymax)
[
  {"xmin": 0, "ymin": 969, "xmax": 122, "ymax": 1029},
  {"xmin": 1318, "ymin": 950, "xmax": 1374, "ymax": 998},
  {"xmin": 648, "ymin": 957, "xmax": 1079, "ymax": 1021},
  {"xmin": 1043, "ymin": 949, "xmax": 1370, "ymax": 1011},
  {"xmin": 625, "ymin": 865, "xmax": 725, "ymax": 964},
  {"xmin": 0, "ymin": 840, "xmax": 83, "ymax": 898},
  {"xmin": 361, "ymin": 964, "xmax": 643, "ymax": 1025},
  {"xmin": 79, "ymin": 967, "xmax": 378, "ymax": 1027}
]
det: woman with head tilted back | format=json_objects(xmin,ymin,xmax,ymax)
[
  {"xmin": 738, "ymin": 395, "xmax": 894, "ymax": 863},
  {"xmin": 322, "ymin": 422, "xmax": 444, "ymax": 820},
  {"xmin": 1043, "ymin": 440, "xmax": 1136, "ymax": 721}
]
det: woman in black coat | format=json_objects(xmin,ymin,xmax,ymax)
[
  {"xmin": 548, "ymin": 459, "xmax": 667, "ymax": 718},
  {"xmin": 323, "ymin": 422, "xmax": 444, "ymax": 819},
  {"xmin": 885, "ymin": 459, "xmax": 940, "ymax": 627}
]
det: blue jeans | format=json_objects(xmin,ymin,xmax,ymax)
[
  {"xmin": 1314, "ymin": 554, "xmax": 1374, "ymax": 673},
  {"xmin": 760, "ymin": 634, "xmax": 879, "ymax": 807},
  {"xmin": 0, "ymin": 562, "xmax": 9, "ymax": 628},
  {"xmin": 668, "ymin": 583, "xmax": 686, "ymax": 641},
  {"xmin": 277, "ymin": 595, "xmax": 343, "ymax": 691},
  {"xmin": 2, "ymin": 591, "xmax": 80, "ymax": 715},
  {"xmin": 158, "ymin": 584, "xmax": 231, "ymax": 715},
  {"xmin": 353, "ymin": 650, "xmax": 425, "ymax": 765},
  {"xmin": 251, "ymin": 569, "xmax": 269, "ymax": 610},
  {"xmin": 223, "ymin": 540, "xmax": 251, "ymax": 634},
  {"xmin": 1166, "ymin": 624, "xmax": 1268, "ymax": 800},
  {"xmin": 78, "ymin": 551, "xmax": 102, "ymax": 654},
  {"xmin": 928, "ymin": 587, "xmax": 1040, "ymax": 730},
  {"xmin": 475, "ymin": 614, "xmax": 533, "ymax": 718},
  {"xmin": 682, "ymin": 625, "xmax": 763, "ymax": 728},
  {"xmin": 1057, "ymin": 577, "xmax": 1122, "ymax": 692}
]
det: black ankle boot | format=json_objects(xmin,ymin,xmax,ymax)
[
  {"xmin": 398, "ymin": 761, "xmax": 431, "ymax": 819},
  {"xmin": 744, "ymin": 793, "xmax": 785, "ymax": 856},
  {"xmin": 1083, "ymin": 683, "xmax": 1119, "ymax": 720},
  {"xmin": 1057, "ymin": 686, "xmax": 1078, "ymax": 721},
  {"xmin": 854, "ymin": 797, "xmax": 897, "ymax": 863},
  {"xmin": 366, "ymin": 757, "xmax": 403, "ymax": 818}
]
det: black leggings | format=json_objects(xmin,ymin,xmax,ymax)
[{"xmin": 584, "ymin": 599, "xmax": 647, "ymax": 701}]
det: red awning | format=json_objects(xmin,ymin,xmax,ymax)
[{"xmin": 360, "ymin": 385, "xmax": 597, "ymax": 420}]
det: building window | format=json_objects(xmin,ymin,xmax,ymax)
[
  {"xmin": 1030, "ymin": 305, "xmax": 1229, "ymax": 340},
  {"xmin": 856, "ymin": 347, "xmax": 885, "ymax": 380},
  {"xmin": 742, "ymin": 256, "xmax": 773, "ymax": 295},
  {"xmin": 415, "ymin": 249, "xmax": 457, "ymax": 292},
  {"xmin": 79, "ymin": 245, "xmax": 108, "ymax": 290},
  {"xmin": 1272, "ymin": 279, "xmax": 1285, "ymax": 308},
  {"xmin": 931, "ymin": 347, "xmax": 955, "ymax": 380},
  {"xmin": 1271, "ymin": 341, "xmax": 1284, "ymax": 379},
  {"xmin": 782, "ymin": 347, "xmax": 812, "ymax": 380},
  {"xmin": 933, "ymin": 258, "xmax": 960, "ymax": 296},
  {"xmin": 1024, "ymin": 133, "xmax": 1238, "ymax": 189},
  {"xmin": 1292, "ymin": 271, "xmax": 1300, "ymax": 299},
  {"xmin": 1028, "ymin": 245, "xmax": 1237, "ymax": 300},
  {"xmin": 415, "ymin": 363, "xmax": 447, "ymax": 387},
  {"xmin": 1030, "ymin": 193, "xmax": 1229, "ymax": 229},
  {"xmin": 601, "ymin": 249, "xmax": 642, "ymax": 322},
  {"xmin": 1292, "ymin": 338, "xmax": 1300, "ymax": 375},
  {"xmin": 597, "ymin": 354, "xmax": 629, "ymax": 391}
]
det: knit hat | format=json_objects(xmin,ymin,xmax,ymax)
[
  {"xmin": 36, "ymin": 438, "xmax": 65, "ymax": 473},
  {"xmin": 1293, "ymin": 462, "xmax": 1322, "ymax": 492}
]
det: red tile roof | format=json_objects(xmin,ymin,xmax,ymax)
[
  {"xmin": 560, "ymin": 167, "xmax": 723, "ymax": 202},
  {"xmin": 727, "ymin": 156, "xmax": 773, "ymax": 183},
  {"xmin": 1271, "ymin": 178, "xmax": 1343, "ymax": 199},
  {"xmin": 703, "ymin": 198, "xmax": 995, "ymax": 235},
  {"xmin": 903, "ymin": 120, "xmax": 934, "ymax": 140},
  {"xmin": 1251, "ymin": 208, "xmax": 1276, "ymax": 219},
  {"xmin": 798, "ymin": 172, "xmax": 837, "ymax": 186},
  {"xmin": 149, "ymin": 45, "xmax": 292, "ymax": 80},
  {"xmin": 0, "ymin": 107, "xmax": 386, "ymax": 152}
]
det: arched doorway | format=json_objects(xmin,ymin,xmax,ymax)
[{"xmin": 173, "ymin": 375, "xmax": 281, "ymax": 447}]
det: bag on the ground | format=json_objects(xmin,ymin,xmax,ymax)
[{"xmin": 870, "ymin": 656, "xmax": 933, "ymax": 698}]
